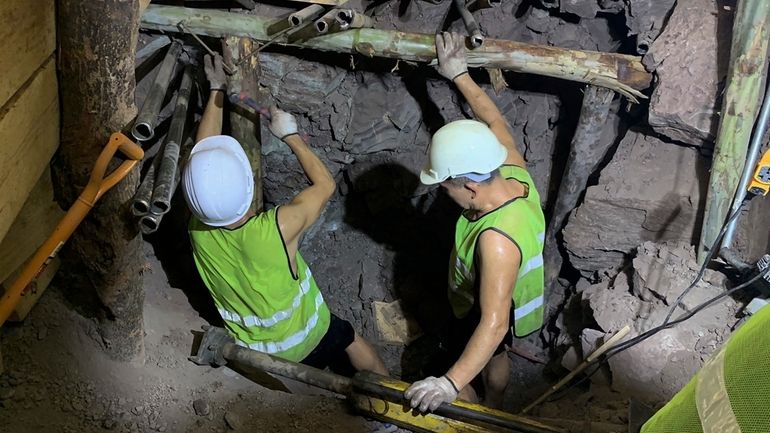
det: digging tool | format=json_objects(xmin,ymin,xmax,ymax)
[
  {"xmin": 190, "ymin": 326, "xmax": 565, "ymax": 433},
  {"xmin": 520, "ymin": 325, "xmax": 631, "ymax": 414},
  {"xmin": 0, "ymin": 133, "xmax": 144, "ymax": 326}
]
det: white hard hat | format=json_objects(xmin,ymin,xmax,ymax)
[
  {"xmin": 182, "ymin": 135, "xmax": 254, "ymax": 227},
  {"xmin": 420, "ymin": 119, "xmax": 507, "ymax": 185}
]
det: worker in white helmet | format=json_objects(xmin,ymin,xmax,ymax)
[
  {"xmin": 405, "ymin": 33, "xmax": 546, "ymax": 412},
  {"xmin": 183, "ymin": 54, "xmax": 388, "ymax": 378}
]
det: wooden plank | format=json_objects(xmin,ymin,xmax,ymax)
[
  {"xmin": 0, "ymin": 169, "xmax": 63, "ymax": 283},
  {"xmin": 0, "ymin": 58, "xmax": 59, "ymax": 243},
  {"xmin": 0, "ymin": 0, "xmax": 56, "ymax": 109},
  {"xmin": 5, "ymin": 256, "xmax": 60, "ymax": 322}
]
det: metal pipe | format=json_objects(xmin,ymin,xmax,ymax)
[
  {"xmin": 132, "ymin": 41, "xmax": 182, "ymax": 141},
  {"xmin": 132, "ymin": 155, "xmax": 158, "ymax": 216},
  {"xmin": 289, "ymin": 4, "xmax": 325, "ymax": 27},
  {"xmin": 221, "ymin": 343, "xmax": 354, "ymax": 395},
  {"xmin": 722, "ymin": 80, "xmax": 770, "ymax": 249},
  {"xmin": 315, "ymin": 9, "xmax": 339, "ymax": 34},
  {"xmin": 150, "ymin": 65, "xmax": 194, "ymax": 215},
  {"xmin": 454, "ymin": 0, "xmax": 484, "ymax": 48},
  {"xmin": 139, "ymin": 212, "xmax": 163, "ymax": 235},
  {"xmin": 335, "ymin": 9, "xmax": 373, "ymax": 29}
]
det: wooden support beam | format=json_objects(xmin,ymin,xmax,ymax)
[
  {"xmin": 698, "ymin": 0, "xmax": 770, "ymax": 262},
  {"xmin": 224, "ymin": 37, "xmax": 264, "ymax": 212},
  {"xmin": 141, "ymin": 5, "xmax": 651, "ymax": 100},
  {"xmin": 57, "ymin": 0, "xmax": 145, "ymax": 361},
  {"xmin": 543, "ymin": 86, "xmax": 615, "ymax": 286}
]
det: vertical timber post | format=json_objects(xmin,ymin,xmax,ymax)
[
  {"xmin": 543, "ymin": 86, "xmax": 615, "ymax": 286},
  {"xmin": 698, "ymin": 0, "xmax": 770, "ymax": 262},
  {"xmin": 224, "ymin": 37, "xmax": 263, "ymax": 212},
  {"xmin": 57, "ymin": 0, "xmax": 145, "ymax": 361}
]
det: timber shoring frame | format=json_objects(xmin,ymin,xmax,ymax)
[{"xmin": 141, "ymin": 5, "xmax": 651, "ymax": 100}]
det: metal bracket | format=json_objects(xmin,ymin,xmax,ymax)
[{"xmin": 189, "ymin": 326, "xmax": 235, "ymax": 367}]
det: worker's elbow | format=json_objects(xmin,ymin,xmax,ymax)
[
  {"xmin": 483, "ymin": 318, "xmax": 509, "ymax": 341},
  {"xmin": 319, "ymin": 179, "xmax": 336, "ymax": 200}
]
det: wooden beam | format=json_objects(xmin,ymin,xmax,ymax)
[
  {"xmin": 698, "ymin": 0, "xmax": 770, "ymax": 262},
  {"xmin": 57, "ymin": 0, "xmax": 144, "ymax": 361},
  {"xmin": 0, "ymin": 59, "xmax": 59, "ymax": 243},
  {"xmin": 4, "ymin": 257, "xmax": 60, "ymax": 322},
  {"xmin": 543, "ymin": 86, "xmax": 615, "ymax": 286},
  {"xmin": 224, "ymin": 37, "xmax": 264, "ymax": 212},
  {"xmin": 0, "ymin": 0, "xmax": 56, "ymax": 109},
  {"xmin": 141, "ymin": 5, "xmax": 651, "ymax": 100}
]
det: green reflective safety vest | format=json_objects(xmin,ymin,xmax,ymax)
[
  {"xmin": 188, "ymin": 207, "xmax": 330, "ymax": 362},
  {"xmin": 449, "ymin": 165, "xmax": 546, "ymax": 337},
  {"xmin": 641, "ymin": 301, "xmax": 770, "ymax": 433}
]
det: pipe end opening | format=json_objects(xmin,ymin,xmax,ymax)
[
  {"xmin": 140, "ymin": 216, "xmax": 159, "ymax": 234},
  {"xmin": 290, "ymin": 16, "xmax": 302, "ymax": 26},
  {"xmin": 151, "ymin": 202, "xmax": 170, "ymax": 215},
  {"xmin": 132, "ymin": 123, "xmax": 154, "ymax": 142},
  {"xmin": 316, "ymin": 21, "xmax": 328, "ymax": 33},
  {"xmin": 132, "ymin": 201, "xmax": 150, "ymax": 216}
]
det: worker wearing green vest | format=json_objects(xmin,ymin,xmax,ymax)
[
  {"xmin": 182, "ymin": 54, "xmax": 388, "ymax": 376},
  {"xmin": 641, "ymin": 298, "xmax": 770, "ymax": 433},
  {"xmin": 405, "ymin": 33, "xmax": 546, "ymax": 412}
]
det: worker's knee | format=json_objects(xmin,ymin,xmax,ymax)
[{"xmin": 483, "ymin": 353, "xmax": 511, "ymax": 393}]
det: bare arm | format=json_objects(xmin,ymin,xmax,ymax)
[
  {"xmin": 453, "ymin": 74, "xmax": 525, "ymax": 167},
  {"xmin": 196, "ymin": 90, "xmax": 224, "ymax": 142},
  {"xmin": 268, "ymin": 108, "xmax": 335, "ymax": 253},
  {"xmin": 445, "ymin": 230, "xmax": 520, "ymax": 390}
]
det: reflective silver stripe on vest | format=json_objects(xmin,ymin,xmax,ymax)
[
  {"xmin": 236, "ymin": 292, "xmax": 325, "ymax": 354},
  {"xmin": 514, "ymin": 295, "xmax": 543, "ymax": 320},
  {"xmin": 518, "ymin": 253, "xmax": 543, "ymax": 281},
  {"xmin": 695, "ymin": 345, "xmax": 742, "ymax": 433},
  {"xmin": 218, "ymin": 268, "xmax": 313, "ymax": 328},
  {"xmin": 536, "ymin": 232, "xmax": 545, "ymax": 244}
]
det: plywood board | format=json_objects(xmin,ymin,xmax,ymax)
[
  {"xmin": 0, "ymin": 0, "xmax": 56, "ymax": 109},
  {"xmin": 0, "ymin": 58, "xmax": 59, "ymax": 243},
  {"xmin": 5, "ymin": 256, "xmax": 60, "ymax": 322},
  {"xmin": 0, "ymin": 169, "xmax": 63, "ymax": 283}
]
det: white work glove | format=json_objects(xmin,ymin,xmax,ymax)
[
  {"xmin": 435, "ymin": 32, "xmax": 468, "ymax": 81},
  {"xmin": 204, "ymin": 53, "xmax": 227, "ymax": 91},
  {"xmin": 404, "ymin": 375, "xmax": 459, "ymax": 412},
  {"xmin": 268, "ymin": 106, "xmax": 299, "ymax": 140}
]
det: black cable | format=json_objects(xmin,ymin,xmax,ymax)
[
  {"xmin": 662, "ymin": 202, "xmax": 748, "ymax": 324},
  {"xmin": 542, "ymin": 196, "xmax": 760, "ymax": 403}
]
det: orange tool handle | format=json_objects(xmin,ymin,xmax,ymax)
[{"xmin": 0, "ymin": 133, "xmax": 144, "ymax": 326}]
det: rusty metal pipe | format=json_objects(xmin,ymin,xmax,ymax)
[
  {"xmin": 315, "ymin": 9, "xmax": 339, "ymax": 34},
  {"xmin": 132, "ymin": 41, "xmax": 182, "ymax": 141},
  {"xmin": 289, "ymin": 4, "xmax": 325, "ymax": 27},
  {"xmin": 132, "ymin": 155, "xmax": 157, "ymax": 216},
  {"xmin": 0, "ymin": 133, "xmax": 143, "ymax": 326},
  {"xmin": 150, "ymin": 65, "xmax": 193, "ymax": 215},
  {"xmin": 335, "ymin": 9, "xmax": 373, "ymax": 29},
  {"xmin": 454, "ymin": 0, "xmax": 484, "ymax": 48},
  {"xmin": 221, "ymin": 342, "xmax": 354, "ymax": 395}
]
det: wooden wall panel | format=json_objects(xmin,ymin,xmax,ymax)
[
  {"xmin": 0, "ymin": 59, "xmax": 59, "ymax": 243},
  {"xmin": 0, "ymin": 169, "xmax": 63, "ymax": 283},
  {"xmin": 0, "ymin": 0, "xmax": 56, "ymax": 109}
]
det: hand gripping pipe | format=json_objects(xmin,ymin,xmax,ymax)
[
  {"xmin": 0, "ymin": 133, "xmax": 144, "ymax": 326},
  {"xmin": 132, "ymin": 41, "xmax": 182, "ymax": 141},
  {"xmin": 149, "ymin": 64, "xmax": 194, "ymax": 215}
]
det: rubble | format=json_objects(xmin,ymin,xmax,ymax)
[
  {"xmin": 563, "ymin": 131, "xmax": 707, "ymax": 276},
  {"xmin": 580, "ymin": 241, "xmax": 742, "ymax": 404},
  {"xmin": 645, "ymin": 0, "xmax": 730, "ymax": 146}
]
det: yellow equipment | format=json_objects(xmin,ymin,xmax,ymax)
[
  {"xmin": 749, "ymin": 148, "xmax": 770, "ymax": 196},
  {"xmin": 190, "ymin": 326, "xmax": 565, "ymax": 433}
]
